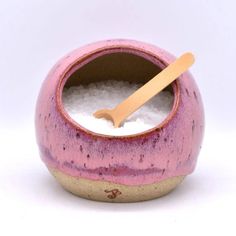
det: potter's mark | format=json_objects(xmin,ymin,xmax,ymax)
[{"xmin": 104, "ymin": 189, "xmax": 122, "ymax": 199}]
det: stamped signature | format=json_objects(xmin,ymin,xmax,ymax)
[{"xmin": 104, "ymin": 189, "xmax": 122, "ymax": 199}]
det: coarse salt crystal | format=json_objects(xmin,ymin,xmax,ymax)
[{"xmin": 62, "ymin": 80, "xmax": 174, "ymax": 136}]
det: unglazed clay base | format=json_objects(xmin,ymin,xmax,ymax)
[{"xmin": 49, "ymin": 167, "xmax": 185, "ymax": 202}]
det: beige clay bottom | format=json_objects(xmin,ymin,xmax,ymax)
[{"xmin": 49, "ymin": 167, "xmax": 185, "ymax": 202}]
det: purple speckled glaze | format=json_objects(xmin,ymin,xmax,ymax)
[{"xmin": 35, "ymin": 39, "xmax": 204, "ymax": 186}]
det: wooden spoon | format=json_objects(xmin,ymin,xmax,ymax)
[{"xmin": 93, "ymin": 52, "xmax": 194, "ymax": 128}]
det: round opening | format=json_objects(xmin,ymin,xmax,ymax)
[{"xmin": 57, "ymin": 47, "xmax": 179, "ymax": 138}]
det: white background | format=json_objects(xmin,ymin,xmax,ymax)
[{"xmin": 0, "ymin": 1, "xmax": 235, "ymax": 235}]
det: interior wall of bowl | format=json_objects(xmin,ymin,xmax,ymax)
[{"xmin": 64, "ymin": 52, "xmax": 173, "ymax": 94}]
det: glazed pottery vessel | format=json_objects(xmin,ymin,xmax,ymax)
[{"xmin": 35, "ymin": 39, "xmax": 204, "ymax": 202}]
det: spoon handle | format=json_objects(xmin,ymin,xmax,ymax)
[{"xmin": 112, "ymin": 52, "xmax": 195, "ymax": 126}]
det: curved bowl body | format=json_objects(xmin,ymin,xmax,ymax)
[{"xmin": 35, "ymin": 39, "xmax": 204, "ymax": 202}]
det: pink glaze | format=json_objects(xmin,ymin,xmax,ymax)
[{"xmin": 35, "ymin": 39, "xmax": 204, "ymax": 186}]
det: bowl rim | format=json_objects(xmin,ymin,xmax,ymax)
[{"xmin": 56, "ymin": 41, "xmax": 181, "ymax": 139}]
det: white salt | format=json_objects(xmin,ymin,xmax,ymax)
[{"xmin": 62, "ymin": 80, "xmax": 174, "ymax": 136}]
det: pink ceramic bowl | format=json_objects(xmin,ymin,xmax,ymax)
[{"xmin": 35, "ymin": 39, "xmax": 204, "ymax": 202}]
